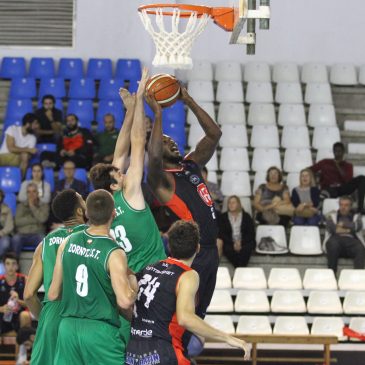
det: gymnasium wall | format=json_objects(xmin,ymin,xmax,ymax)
[{"xmin": 0, "ymin": 0, "xmax": 364, "ymax": 65}]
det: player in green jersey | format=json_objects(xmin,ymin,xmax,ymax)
[
  {"xmin": 49, "ymin": 189, "xmax": 137, "ymax": 365},
  {"xmin": 24, "ymin": 189, "xmax": 87, "ymax": 365}
]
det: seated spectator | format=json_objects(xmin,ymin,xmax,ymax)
[
  {"xmin": 34, "ymin": 94, "xmax": 63, "ymax": 143},
  {"xmin": 324, "ymin": 196, "xmax": 365, "ymax": 273},
  {"xmin": 40, "ymin": 113, "xmax": 95, "ymax": 169},
  {"xmin": 0, "ymin": 114, "xmax": 39, "ymax": 177},
  {"xmin": 291, "ymin": 168, "xmax": 321, "ymax": 226},
  {"xmin": 11, "ymin": 183, "xmax": 49, "ymax": 257},
  {"xmin": 253, "ymin": 166, "xmax": 294, "ymax": 227},
  {"xmin": 218, "ymin": 195, "xmax": 255, "ymax": 267},
  {"xmin": 16, "ymin": 326, "xmax": 36, "ymax": 365},
  {"xmin": 18, "ymin": 163, "xmax": 51, "ymax": 204},
  {"xmin": 0, "ymin": 189, "xmax": 14, "ymax": 258},
  {"xmin": 310, "ymin": 142, "xmax": 365, "ymax": 213},
  {"xmin": 0, "ymin": 252, "xmax": 32, "ymax": 336},
  {"xmin": 201, "ymin": 166, "xmax": 224, "ymax": 213},
  {"xmin": 93, "ymin": 113, "xmax": 118, "ymax": 164}
]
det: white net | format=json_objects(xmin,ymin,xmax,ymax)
[{"xmin": 139, "ymin": 8, "xmax": 210, "ymax": 69}]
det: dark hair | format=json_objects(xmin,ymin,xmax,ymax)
[
  {"xmin": 66, "ymin": 113, "xmax": 79, "ymax": 122},
  {"xmin": 333, "ymin": 142, "xmax": 345, "ymax": 151},
  {"xmin": 266, "ymin": 166, "xmax": 283, "ymax": 183},
  {"xmin": 89, "ymin": 163, "xmax": 118, "ymax": 192},
  {"xmin": 16, "ymin": 327, "xmax": 36, "ymax": 345},
  {"xmin": 3, "ymin": 251, "xmax": 19, "ymax": 264},
  {"xmin": 22, "ymin": 113, "xmax": 37, "ymax": 126},
  {"xmin": 0, "ymin": 188, "xmax": 4, "ymax": 201},
  {"xmin": 52, "ymin": 189, "xmax": 81, "ymax": 222},
  {"xmin": 31, "ymin": 163, "xmax": 44, "ymax": 178},
  {"xmin": 42, "ymin": 94, "xmax": 56, "ymax": 104},
  {"xmin": 168, "ymin": 220, "xmax": 200, "ymax": 260},
  {"xmin": 86, "ymin": 189, "xmax": 115, "ymax": 225},
  {"xmin": 201, "ymin": 166, "xmax": 208, "ymax": 174},
  {"xmin": 103, "ymin": 113, "xmax": 115, "ymax": 121},
  {"xmin": 339, "ymin": 195, "xmax": 353, "ymax": 204}
]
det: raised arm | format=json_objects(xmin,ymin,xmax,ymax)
[
  {"xmin": 183, "ymin": 87, "xmax": 222, "ymax": 167},
  {"xmin": 24, "ymin": 243, "xmax": 43, "ymax": 319}
]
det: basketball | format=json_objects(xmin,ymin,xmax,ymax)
[{"xmin": 145, "ymin": 74, "xmax": 181, "ymax": 107}]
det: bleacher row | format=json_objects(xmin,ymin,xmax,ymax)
[{"xmin": 204, "ymin": 267, "xmax": 365, "ymax": 340}]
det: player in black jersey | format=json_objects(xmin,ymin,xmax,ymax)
[{"xmin": 126, "ymin": 220, "xmax": 250, "ymax": 365}]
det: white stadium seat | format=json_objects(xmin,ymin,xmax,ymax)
[
  {"xmin": 349, "ymin": 318, "xmax": 365, "ymax": 341},
  {"xmin": 278, "ymin": 104, "xmax": 306, "ymax": 126},
  {"xmin": 217, "ymin": 103, "xmax": 246, "ymax": 125},
  {"xmin": 207, "ymin": 290, "xmax": 234, "ymax": 312},
  {"xmin": 285, "ymin": 172, "xmax": 300, "ymax": 193},
  {"xmin": 232, "ymin": 267, "xmax": 267, "ymax": 289},
  {"xmin": 289, "ymin": 226, "xmax": 322, "ymax": 256},
  {"xmin": 187, "ymin": 80, "xmax": 214, "ymax": 102},
  {"xmin": 354, "ymin": 166, "xmax": 365, "ymax": 177},
  {"xmin": 275, "ymin": 82, "xmax": 303, "ymax": 104},
  {"xmin": 339, "ymin": 270, "xmax": 365, "ymax": 291},
  {"xmin": 307, "ymin": 291, "xmax": 343, "ymax": 314},
  {"xmin": 322, "ymin": 198, "xmax": 339, "ymax": 215},
  {"xmin": 236, "ymin": 316, "xmax": 272, "ymax": 335},
  {"xmin": 303, "ymin": 269, "xmax": 337, "ymax": 290},
  {"xmin": 206, "ymin": 170, "xmax": 217, "ymax": 183},
  {"xmin": 219, "ymin": 124, "xmax": 248, "ymax": 148},
  {"xmin": 330, "ymin": 63, "xmax": 357, "ymax": 85},
  {"xmin": 343, "ymin": 292, "xmax": 365, "ymax": 315},
  {"xmin": 206, "ymin": 151, "xmax": 218, "ymax": 171},
  {"xmin": 359, "ymin": 64, "xmax": 365, "ymax": 85},
  {"xmin": 273, "ymin": 317, "xmax": 309, "ymax": 335},
  {"xmin": 305, "ymin": 83, "xmax": 333, "ymax": 104},
  {"xmin": 247, "ymin": 103, "xmax": 276, "ymax": 126},
  {"xmin": 253, "ymin": 171, "xmax": 266, "ymax": 192},
  {"xmin": 221, "ymin": 196, "xmax": 252, "ymax": 216},
  {"xmin": 268, "ymin": 268, "xmax": 302, "ymax": 289},
  {"xmin": 235, "ymin": 290, "xmax": 270, "ymax": 312},
  {"xmin": 272, "ymin": 62, "xmax": 299, "ymax": 83},
  {"xmin": 308, "ymin": 104, "xmax": 337, "ymax": 127},
  {"xmin": 348, "ymin": 143, "xmax": 365, "ymax": 154},
  {"xmin": 186, "ymin": 60, "xmax": 213, "ymax": 81},
  {"xmin": 216, "ymin": 81, "xmax": 244, "ymax": 102},
  {"xmin": 281, "ymin": 126, "xmax": 310, "ymax": 149},
  {"xmin": 271, "ymin": 290, "xmax": 306, "ymax": 313},
  {"xmin": 188, "ymin": 123, "xmax": 204, "ymax": 147},
  {"xmin": 312, "ymin": 127, "xmax": 340, "ymax": 149},
  {"xmin": 256, "ymin": 225, "xmax": 288, "ymax": 254},
  {"xmin": 316, "ymin": 149, "xmax": 333, "ymax": 162},
  {"xmin": 252, "ymin": 148, "xmax": 281, "ymax": 172},
  {"xmin": 301, "ymin": 63, "xmax": 328, "ymax": 84},
  {"xmin": 245, "ymin": 82, "xmax": 273, "ymax": 103},
  {"xmin": 250, "ymin": 125, "xmax": 279, "ymax": 148},
  {"xmin": 243, "ymin": 62, "xmax": 271, "ymax": 82},
  {"xmin": 311, "ymin": 317, "xmax": 347, "ymax": 341},
  {"xmin": 215, "ymin": 61, "xmax": 242, "ymax": 81},
  {"xmin": 344, "ymin": 120, "xmax": 365, "ymax": 132},
  {"xmin": 215, "ymin": 267, "xmax": 232, "ymax": 289},
  {"xmin": 187, "ymin": 102, "xmax": 215, "ymax": 125},
  {"xmin": 283, "ymin": 148, "xmax": 312, "ymax": 172},
  {"xmin": 220, "ymin": 147, "xmax": 250, "ymax": 171},
  {"xmin": 204, "ymin": 315, "xmax": 235, "ymax": 333},
  {"xmin": 220, "ymin": 171, "xmax": 251, "ymax": 196}
]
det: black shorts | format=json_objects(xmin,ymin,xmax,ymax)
[
  {"xmin": 126, "ymin": 338, "xmax": 191, "ymax": 365},
  {"xmin": 0, "ymin": 313, "xmax": 20, "ymax": 334}
]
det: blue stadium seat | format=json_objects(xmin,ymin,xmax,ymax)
[
  {"xmin": 0, "ymin": 57, "xmax": 26, "ymax": 79},
  {"xmin": 3, "ymin": 119, "xmax": 22, "ymax": 131},
  {"xmin": 86, "ymin": 58, "xmax": 113, "ymax": 80},
  {"xmin": 144, "ymin": 101, "xmax": 154, "ymax": 120},
  {"xmin": 9, "ymin": 78, "xmax": 37, "ymax": 98},
  {"xmin": 0, "ymin": 167, "xmax": 21, "ymax": 193},
  {"xmin": 67, "ymin": 99, "xmax": 94, "ymax": 127},
  {"xmin": 128, "ymin": 79, "xmax": 139, "ymax": 93},
  {"xmin": 116, "ymin": 59, "xmax": 142, "ymax": 81},
  {"xmin": 96, "ymin": 100, "xmax": 124, "ymax": 130},
  {"xmin": 29, "ymin": 143, "xmax": 57, "ymax": 164},
  {"xmin": 39, "ymin": 78, "xmax": 66, "ymax": 99},
  {"xmin": 37, "ymin": 98, "xmax": 63, "ymax": 111},
  {"xmin": 3, "ymin": 193, "xmax": 16, "ymax": 216},
  {"xmin": 25, "ymin": 167, "xmax": 55, "ymax": 192},
  {"xmin": 167, "ymin": 130, "xmax": 186, "ymax": 154},
  {"xmin": 58, "ymin": 167, "xmax": 88, "ymax": 184},
  {"xmin": 162, "ymin": 101, "xmax": 186, "ymax": 125},
  {"xmin": 98, "ymin": 78, "xmax": 125, "ymax": 100},
  {"xmin": 5, "ymin": 99, "xmax": 33, "ymax": 121},
  {"xmin": 68, "ymin": 78, "xmax": 96, "ymax": 99},
  {"xmin": 29, "ymin": 58, "xmax": 55, "ymax": 79},
  {"xmin": 58, "ymin": 58, "xmax": 84, "ymax": 79}
]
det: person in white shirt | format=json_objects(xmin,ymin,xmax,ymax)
[{"xmin": 0, "ymin": 114, "xmax": 39, "ymax": 177}]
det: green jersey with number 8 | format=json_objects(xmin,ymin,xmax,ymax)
[
  {"xmin": 110, "ymin": 190, "xmax": 166, "ymax": 272},
  {"xmin": 61, "ymin": 229, "xmax": 121, "ymax": 328}
]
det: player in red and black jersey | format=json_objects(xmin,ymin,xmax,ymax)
[{"xmin": 126, "ymin": 221, "xmax": 250, "ymax": 365}]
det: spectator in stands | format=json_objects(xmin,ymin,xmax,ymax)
[
  {"xmin": 11, "ymin": 183, "xmax": 49, "ymax": 257},
  {"xmin": 201, "ymin": 166, "xmax": 224, "ymax": 213},
  {"xmin": 16, "ymin": 326, "xmax": 36, "ymax": 365},
  {"xmin": 40, "ymin": 113, "xmax": 94, "ymax": 169},
  {"xmin": 291, "ymin": 168, "xmax": 321, "ymax": 226},
  {"xmin": 310, "ymin": 142, "xmax": 365, "ymax": 213},
  {"xmin": 0, "ymin": 113, "xmax": 39, "ymax": 177},
  {"xmin": 0, "ymin": 189, "xmax": 14, "ymax": 258},
  {"xmin": 253, "ymin": 166, "xmax": 294, "ymax": 227},
  {"xmin": 34, "ymin": 94, "xmax": 63, "ymax": 143},
  {"xmin": 324, "ymin": 196, "xmax": 365, "ymax": 273},
  {"xmin": 93, "ymin": 113, "xmax": 118, "ymax": 163},
  {"xmin": 17, "ymin": 163, "xmax": 51, "ymax": 204},
  {"xmin": 0, "ymin": 252, "xmax": 32, "ymax": 336},
  {"xmin": 217, "ymin": 195, "xmax": 255, "ymax": 267}
]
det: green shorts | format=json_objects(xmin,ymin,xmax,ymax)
[
  {"xmin": 54, "ymin": 317, "xmax": 124, "ymax": 365},
  {"xmin": 119, "ymin": 315, "xmax": 131, "ymax": 354},
  {"xmin": 31, "ymin": 301, "xmax": 63, "ymax": 365}
]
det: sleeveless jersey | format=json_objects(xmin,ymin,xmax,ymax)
[
  {"xmin": 42, "ymin": 224, "xmax": 87, "ymax": 303},
  {"xmin": 165, "ymin": 159, "xmax": 218, "ymax": 246},
  {"xmin": 61, "ymin": 229, "xmax": 121, "ymax": 327},
  {"xmin": 130, "ymin": 258, "xmax": 191, "ymax": 350},
  {"xmin": 111, "ymin": 190, "xmax": 166, "ymax": 272}
]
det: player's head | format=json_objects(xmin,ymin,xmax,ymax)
[
  {"xmin": 3, "ymin": 252, "xmax": 19, "ymax": 275},
  {"xmin": 339, "ymin": 195, "xmax": 353, "ymax": 216},
  {"xmin": 66, "ymin": 113, "xmax": 79, "ymax": 131},
  {"xmin": 266, "ymin": 166, "xmax": 282, "ymax": 184},
  {"xmin": 162, "ymin": 134, "xmax": 183, "ymax": 164},
  {"xmin": 42, "ymin": 94, "xmax": 56, "ymax": 109},
  {"xmin": 333, "ymin": 142, "xmax": 345, "ymax": 161},
  {"xmin": 52, "ymin": 189, "xmax": 86, "ymax": 223},
  {"xmin": 89, "ymin": 163, "xmax": 125, "ymax": 193},
  {"xmin": 22, "ymin": 113, "xmax": 39, "ymax": 133},
  {"xmin": 86, "ymin": 189, "xmax": 116, "ymax": 226},
  {"xmin": 168, "ymin": 220, "xmax": 200, "ymax": 260},
  {"xmin": 103, "ymin": 113, "xmax": 115, "ymax": 132}
]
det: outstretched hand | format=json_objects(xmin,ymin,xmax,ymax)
[
  {"xmin": 136, "ymin": 67, "xmax": 149, "ymax": 97},
  {"xmin": 145, "ymin": 92, "xmax": 162, "ymax": 115},
  {"xmin": 119, "ymin": 88, "xmax": 136, "ymax": 111},
  {"xmin": 179, "ymin": 84, "xmax": 192, "ymax": 103},
  {"xmin": 226, "ymin": 336, "xmax": 251, "ymax": 361}
]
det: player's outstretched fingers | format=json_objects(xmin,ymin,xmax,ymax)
[{"xmin": 119, "ymin": 88, "xmax": 136, "ymax": 110}]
